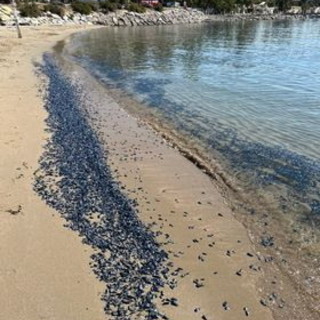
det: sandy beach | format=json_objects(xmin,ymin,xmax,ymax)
[
  {"xmin": 0, "ymin": 26, "xmax": 108, "ymax": 320},
  {"xmin": 0, "ymin": 25, "xmax": 280, "ymax": 320}
]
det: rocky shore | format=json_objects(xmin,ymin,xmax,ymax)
[
  {"xmin": 2, "ymin": 5, "xmax": 319, "ymax": 28},
  {"xmin": 1, "ymin": 8, "xmax": 206, "ymax": 27},
  {"xmin": 206, "ymin": 12, "xmax": 320, "ymax": 21}
]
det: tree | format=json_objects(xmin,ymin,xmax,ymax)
[
  {"xmin": 12, "ymin": 0, "xmax": 22, "ymax": 38},
  {"xmin": 275, "ymin": 0, "xmax": 291, "ymax": 12},
  {"xmin": 195, "ymin": 0, "xmax": 235, "ymax": 13}
]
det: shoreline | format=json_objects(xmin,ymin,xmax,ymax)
[
  {"xmin": 0, "ymin": 25, "xmax": 273, "ymax": 319},
  {"xmin": 54, "ymin": 42, "xmax": 275, "ymax": 319},
  {"xmin": 63, "ymin": 26, "xmax": 320, "ymax": 320},
  {"xmin": 0, "ymin": 24, "xmax": 318, "ymax": 320}
]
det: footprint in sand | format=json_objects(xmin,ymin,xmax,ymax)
[{"xmin": 5, "ymin": 205, "xmax": 22, "ymax": 215}]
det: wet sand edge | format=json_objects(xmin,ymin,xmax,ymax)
[{"xmin": 53, "ymin": 41, "xmax": 276, "ymax": 319}]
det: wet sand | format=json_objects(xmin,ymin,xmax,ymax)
[
  {"xmin": 59, "ymin": 53, "xmax": 274, "ymax": 319},
  {"xmin": 1, "ymin": 25, "xmax": 274, "ymax": 320}
]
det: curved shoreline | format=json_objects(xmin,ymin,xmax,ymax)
[
  {"xmin": 62, "ymin": 26, "xmax": 320, "ymax": 320},
  {"xmin": 54, "ymin": 29, "xmax": 276, "ymax": 319},
  {"xmin": 1, "ymin": 26, "xmax": 274, "ymax": 320},
  {"xmin": 0, "ymin": 24, "xmax": 318, "ymax": 320}
]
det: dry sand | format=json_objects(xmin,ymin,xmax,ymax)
[
  {"xmin": 1, "ymin": 25, "xmax": 273, "ymax": 320},
  {"xmin": 0, "ymin": 26, "xmax": 106, "ymax": 320}
]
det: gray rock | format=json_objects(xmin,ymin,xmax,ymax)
[{"xmin": 112, "ymin": 16, "xmax": 118, "ymax": 26}]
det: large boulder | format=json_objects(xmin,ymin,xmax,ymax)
[
  {"xmin": 112, "ymin": 16, "xmax": 118, "ymax": 26},
  {"xmin": 312, "ymin": 7, "xmax": 320, "ymax": 14}
]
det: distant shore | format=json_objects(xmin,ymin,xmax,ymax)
[
  {"xmin": 1, "ymin": 8, "xmax": 206, "ymax": 27},
  {"xmin": 1, "ymin": 6, "xmax": 320, "ymax": 29},
  {"xmin": 205, "ymin": 12, "xmax": 320, "ymax": 21}
]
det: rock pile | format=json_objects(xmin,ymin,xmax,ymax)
[
  {"xmin": 205, "ymin": 11, "xmax": 320, "ymax": 21},
  {"xmin": 0, "ymin": 7, "xmax": 206, "ymax": 27}
]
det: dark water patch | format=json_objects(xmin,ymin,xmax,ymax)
[
  {"xmin": 67, "ymin": 21, "xmax": 320, "ymax": 161},
  {"xmin": 34, "ymin": 54, "xmax": 173, "ymax": 320},
  {"xmin": 64, "ymin": 56, "xmax": 320, "ymax": 228},
  {"xmin": 166, "ymin": 106, "xmax": 320, "ymax": 227}
]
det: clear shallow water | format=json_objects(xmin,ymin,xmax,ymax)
[{"xmin": 66, "ymin": 21, "xmax": 320, "ymax": 228}]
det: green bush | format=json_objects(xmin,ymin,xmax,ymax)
[
  {"xmin": 126, "ymin": 2, "xmax": 146, "ymax": 13},
  {"xmin": 71, "ymin": 1, "xmax": 93, "ymax": 15},
  {"xmin": 109, "ymin": 0, "xmax": 126, "ymax": 4},
  {"xmin": 88, "ymin": 1, "xmax": 100, "ymax": 11},
  {"xmin": 154, "ymin": 3, "xmax": 163, "ymax": 11},
  {"xmin": 275, "ymin": 0, "xmax": 291, "ymax": 12},
  {"xmin": 100, "ymin": 1, "xmax": 118, "ymax": 12},
  {"xmin": 18, "ymin": 2, "xmax": 42, "ymax": 18},
  {"xmin": 44, "ymin": 3, "xmax": 65, "ymax": 17}
]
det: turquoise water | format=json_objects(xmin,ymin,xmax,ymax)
[{"xmin": 67, "ymin": 20, "xmax": 320, "ymax": 230}]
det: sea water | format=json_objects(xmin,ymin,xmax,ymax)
[{"xmin": 65, "ymin": 21, "xmax": 320, "ymax": 286}]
